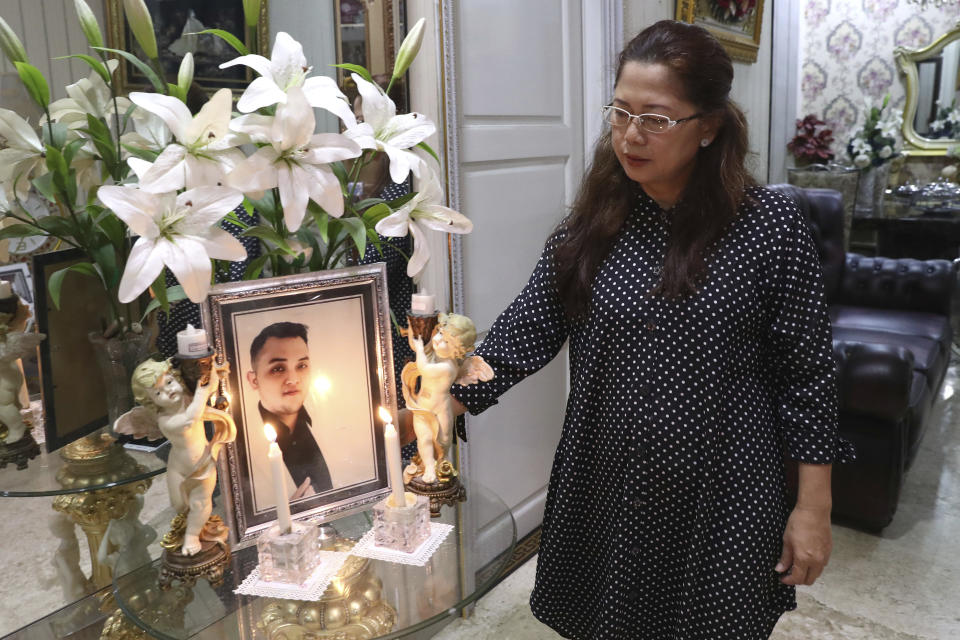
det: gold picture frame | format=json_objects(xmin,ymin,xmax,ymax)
[
  {"xmin": 104, "ymin": 0, "xmax": 270, "ymax": 95},
  {"xmin": 676, "ymin": 0, "xmax": 765, "ymax": 64}
]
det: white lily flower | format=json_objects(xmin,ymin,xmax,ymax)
[
  {"xmin": 121, "ymin": 105, "xmax": 172, "ymax": 155},
  {"xmin": 344, "ymin": 73, "xmax": 436, "ymax": 184},
  {"xmin": 0, "ymin": 109, "xmax": 46, "ymax": 201},
  {"xmin": 220, "ymin": 31, "xmax": 355, "ymax": 125},
  {"xmin": 96, "ymin": 185, "xmax": 246, "ymax": 303},
  {"xmin": 375, "ymin": 165, "xmax": 472, "ymax": 279},
  {"xmin": 850, "ymin": 138, "xmax": 871, "ymax": 155},
  {"xmin": 227, "ymin": 86, "xmax": 361, "ymax": 230},
  {"xmin": 128, "ymin": 88, "xmax": 246, "ymax": 193},
  {"xmin": 853, "ymin": 154, "xmax": 872, "ymax": 169},
  {"xmin": 47, "ymin": 59, "xmax": 130, "ymax": 133},
  {"xmin": 878, "ymin": 145, "xmax": 892, "ymax": 159}
]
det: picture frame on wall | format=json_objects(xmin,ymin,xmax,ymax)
[
  {"xmin": 33, "ymin": 248, "xmax": 113, "ymax": 451},
  {"xmin": 675, "ymin": 0, "xmax": 765, "ymax": 64},
  {"xmin": 202, "ymin": 264, "xmax": 395, "ymax": 542},
  {"xmin": 104, "ymin": 0, "xmax": 270, "ymax": 95}
]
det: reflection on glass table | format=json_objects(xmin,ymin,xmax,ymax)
[
  {"xmin": 112, "ymin": 482, "xmax": 516, "ymax": 640},
  {"xmin": 0, "ymin": 429, "xmax": 169, "ymax": 596}
]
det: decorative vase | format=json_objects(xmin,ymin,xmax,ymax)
[
  {"xmin": 854, "ymin": 163, "xmax": 891, "ymax": 219},
  {"xmin": 787, "ymin": 164, "xmax": 859, "ymax": 250},
  {"xmin": 87, "ymin": 330, "xmax": 154, "ymax": 429}
]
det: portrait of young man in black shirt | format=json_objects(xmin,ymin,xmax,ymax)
[{"xmin": 246, "ymin": 322, "xmax": 333, "ymax": 499}]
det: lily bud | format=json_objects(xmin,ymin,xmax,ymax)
[
  {"xmin": 73, "ymin": 0, "xmax": 103, "ymax": 49},
  {"xmin": 177, "ymin": 52, "xmax": 194, "ymax": 95},
  {"xmin": 242, "ymin": 0, "xmax": 261, "ymax": 28},
  {"xmin": 392, "ymin": 17, "xmax": 425, "ymax": 80},
  {"xmin": 122, "ymin": 0, "xmax": 158, "ymax": 60},
  {"xmin": 0, "ymin": 16, "xmax": 28, "ymax": 65}
]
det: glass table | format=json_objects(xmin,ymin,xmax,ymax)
[
  {"xmin": 0, "ymin": 429, "xmax": 169, "ymax": 591},
  {"xmin": 105, "ymin": 482, "xmax": 516, "ymax": 640}
]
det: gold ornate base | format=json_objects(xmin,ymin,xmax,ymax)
[
  {"xmin": 406, "ymin": 458, "xmax": 467, "ymax": 518},
  {"xmin": 258, "ymin": 544, "xmax": 397, "ymax": 640},
  {"xmin": 0, "ymin": 431, "xmax": 40, "ymax": 470},
  {"xmin": 158, "ymin": 513, "xmax": 231, "ymax": 589}
]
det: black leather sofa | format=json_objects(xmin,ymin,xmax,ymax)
[{"xmin": 769, "ymin": 184, "xmax": 955, "ymax": 531}]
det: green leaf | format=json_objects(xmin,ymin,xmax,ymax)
[
  {"xmin": 332, "ymin": 63, "xmax": 373, "ymax": 83},
  {"xmin": 53, "ymin": 54, "xmax": 111, "ymax": 84},
  {"xmin": 62, "ymin": 138, "xmax": 87, "ymax": 168},
  {"xmin": 40, "ymin": 122, "xmax": 68, "ymax": 150},
  {"xmin": 340, "ymin": 216, "xmax": 367, "ymax": 258},
  {"xmin": 361, "ymin": 202, "xmax": 391, "ymax": 226},
  {"xmin": 96, "ymin": 212, "xmax": 125, "ymax": 249},
  {"xmin": 36, "ymin": 215, "xmax": 77, "ymax": 239},
  {"xmin": 242, "ymin": 197, "xmax": 255, "ymax": 218},
  {"xmin": 195, "ymin": 29, "xmax": 249, "ymax": 56},
  {"xmin": 387, "ymin": 191, "xmax": 417, "ymax": 209},
  {"xmin": 92, "ymin": 243, "xmax": 119, "ymax": 288},
  {"xmin": 247, "ymin": 190, "xmax": 278, "ymax": 223},
  {"xmin": 330, "ymin": 161, "xmax": 349, "ymax": 185},
  {"xmin": 150, "ymin": 271, "xmax": 168, "ymax": 315},
  {"xmin": 14, "ymin": 61, "xmax": 49, "ymax": 108},
  {"xmin": 167, "ymin": 82, "xmax": 186, "ymax": 103},
  {"xmin": 120, "ymin": 143, "xmax": 160, "ymax": 163},
  {"xmin": 243, "ymin": 253, "xmax": 270, "ymax": 280},
  {"xmin": 241, "ymin": 225, "xmax": 296, "ymax": 255},
  {"xmin": 417, "ymin": 140, "xmax": 441, "ymax": 165},
  {"xmin": 353, "ymin": 197, "xmax": 386, "ymax": 211},
  {"xmin": 92, "ymin": 47, "xmax": 166, "ymax": 93},
  {"xmin": 47, "ymin": 262, "xmax": 100, "ymax": 309},
  {"xmin": 141, "ymin": 285, "xmax": 187, "ymax": 321},
  {"xmin": 309, "ymin": 204, "xmax": 330, "ymax": 244},
  {"xmin": 0, "ymin": 223, "xmax": 44, "ymax": 240},
  {"xmin": 31, "ymin": 173, "xmax": 57, "ymax": 204}
]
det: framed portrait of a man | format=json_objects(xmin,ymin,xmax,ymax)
[{"xmin": 203, "ymin": 264, "xmax": 395, "ymax": 542}]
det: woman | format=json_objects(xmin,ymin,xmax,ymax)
[{"xmin": 440, "ymin": 20, "xmax": 850, "ymax": 639}]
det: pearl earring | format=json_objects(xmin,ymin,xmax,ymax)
[{"xmin": 700, "ymin": 138, "xmax": 710, "ymax": 147}]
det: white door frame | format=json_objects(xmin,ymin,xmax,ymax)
[{"xmin": 768, "ymin": 0, "xmax": 802, "ymax": 184}]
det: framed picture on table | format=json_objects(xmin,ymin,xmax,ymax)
[
  {"xmin": 202, "ymin": 263, "xmax": 395, "ymax": 542},
  {"xmin": 675, "ymin": 0, "xmax": 765, "ymax": 64}
]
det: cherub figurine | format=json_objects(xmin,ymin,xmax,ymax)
[
  {"xmin": 402, "ymin": 313, "xmax": 493, "ymax": 484},
  {"xmin": 0, "ymin": 296, "xmax": 43, "ymax": 445},
  {"xmin": 118, "ymin": 359, "xmax": 235, "ymax": 556}
]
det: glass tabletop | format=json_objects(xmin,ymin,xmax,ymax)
[
  {"xmin": 113, "ymin": 482, "xmax": 517, "ymax": 640},
  {"xmin": 0, "ymin": 429, "xmax": 169, "ymax": 497}
]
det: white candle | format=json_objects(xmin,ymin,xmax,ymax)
[
  {"xmin": 264, "ymin": 423, "xmax": 293, "ymax": 533},
  {"xmin": 176, "ymin": 323, "xmax": 208, "ymax": 356},
  {"xmin": 379, "ymin": 407, "xmax": 407, "ymax": 507},
  {"xmin": 410, "ymin": 290, "xmax": 436, "ymax": 315},
  {"xmin": 0, "ymin": 281, "xmax": 12, "ymax": 298}
]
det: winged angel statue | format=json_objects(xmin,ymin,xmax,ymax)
[
  {"xmin": 402, "ymin": 313, "xmax": 493, "ymax": 484},
  {"xmin": 0, "ymin": 298, "xmax": 43, "ymax": 446},
  {"xmin": 115, "ymin": 359, "xmax": 235, "ymax": 556}
]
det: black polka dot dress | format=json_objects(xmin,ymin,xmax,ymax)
[{"xmin": 452, "ymin": 186, "xmax": 854, "ymax": 640}]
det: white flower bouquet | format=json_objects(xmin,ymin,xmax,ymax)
[
  {"xmin": 846, "ymin": 95, "xmax": 902, "ymax": 171},
  {"xmin": 0, "ymin": 0, "xmax": 469, "ymax": 335}
]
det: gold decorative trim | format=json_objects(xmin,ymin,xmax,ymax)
[
  {"xmin": 675, "ymin": 0, "xmax": 765, "ymax": 65},
  {"xmin": 895, "ymin": 20, "xmax": 960, "ymax": 156}
]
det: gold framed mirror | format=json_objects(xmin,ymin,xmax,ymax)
[{"xmin": 895, "ymin": 20, "xmax": 960, "ymax": 156}]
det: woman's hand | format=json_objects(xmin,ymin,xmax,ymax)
[{"xmin": 776, "ymin": 504, "xmax": 832, "ymax": 586}]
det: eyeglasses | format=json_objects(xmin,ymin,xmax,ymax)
[{"xmin": 601, "ymin": 105, "xmax": 702, "ymax": 133}]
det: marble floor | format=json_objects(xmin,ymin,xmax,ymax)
[{"xmin": 1, "ymin": 358, "xmax": 958, "ymax": 638}]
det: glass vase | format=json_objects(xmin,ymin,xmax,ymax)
[
  {"xmin": 853, "ymin": 163, "xmax": 891, "ymax": 218},
  {"xmin": 87, "ymin": 330, "xmax": 154, "ymax": 429}
]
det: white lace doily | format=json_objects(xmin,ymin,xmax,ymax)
[
  {"xmin": 234, "ymin": 551, "xmax": 349, "ymax": 601},
  {"xmin": 350, "ymin": 522, "xmax": 454, "ymax": 566}
]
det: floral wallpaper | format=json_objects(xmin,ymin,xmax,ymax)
[{"xmin": 799, "ymin": 0, "xmax": 959, "ymax": 161}]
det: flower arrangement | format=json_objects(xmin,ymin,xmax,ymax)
[
  {"xmin": 928, "ymin": 100, "xmax": 960, "ymax": 140},
  {"xmin": 787, "ymin": 114, "xmax": 835, "ymax": 166},
  {"xmin": 846, "ymin": 95, "xmax": 902, "ymax": 170},
  {"xmin": 0, "ymin": 0, "xmax": 468, "ymax": 336}
]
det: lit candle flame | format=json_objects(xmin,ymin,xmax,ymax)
[
  {"xmin": 378, "ymin": 406, "xmax": 393, "ymax": 424},
  {"xmin": 264, "ymin": 423, "xmax": 277, "ymax": 443}
]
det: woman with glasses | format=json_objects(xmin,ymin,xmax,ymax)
[{"xmin": 437, "ymin": 19, "xmax": 850, "ymax": 640}]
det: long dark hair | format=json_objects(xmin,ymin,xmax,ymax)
[{"xmin": 555, "ymin": 20, "xmax": 755, "ymax": 318}]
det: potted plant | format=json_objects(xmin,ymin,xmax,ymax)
[{"xmin": 846, "ymin": 95, "xmax": 903, "ymax": 217}]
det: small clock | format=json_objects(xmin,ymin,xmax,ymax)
[{"xmin": 9, "ymin": 195, "xmax": 52, "ymax": 256}]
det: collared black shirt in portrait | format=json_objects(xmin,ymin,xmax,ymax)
[{"xmin": 258, "ymin": 404, "xmax": 333, "ymax": 494}]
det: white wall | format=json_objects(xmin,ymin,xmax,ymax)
[{"xmin": 623, "ymin": 0, "xmax": 773, "ymax": 182}]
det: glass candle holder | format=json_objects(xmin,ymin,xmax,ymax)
[
  {"xmin": 257, "ymin": 521, "xmax": 321, "ymax": 585},
  {"xmin": 372, "ymin": 492, "xmax": 431, "ymax": 553}
]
